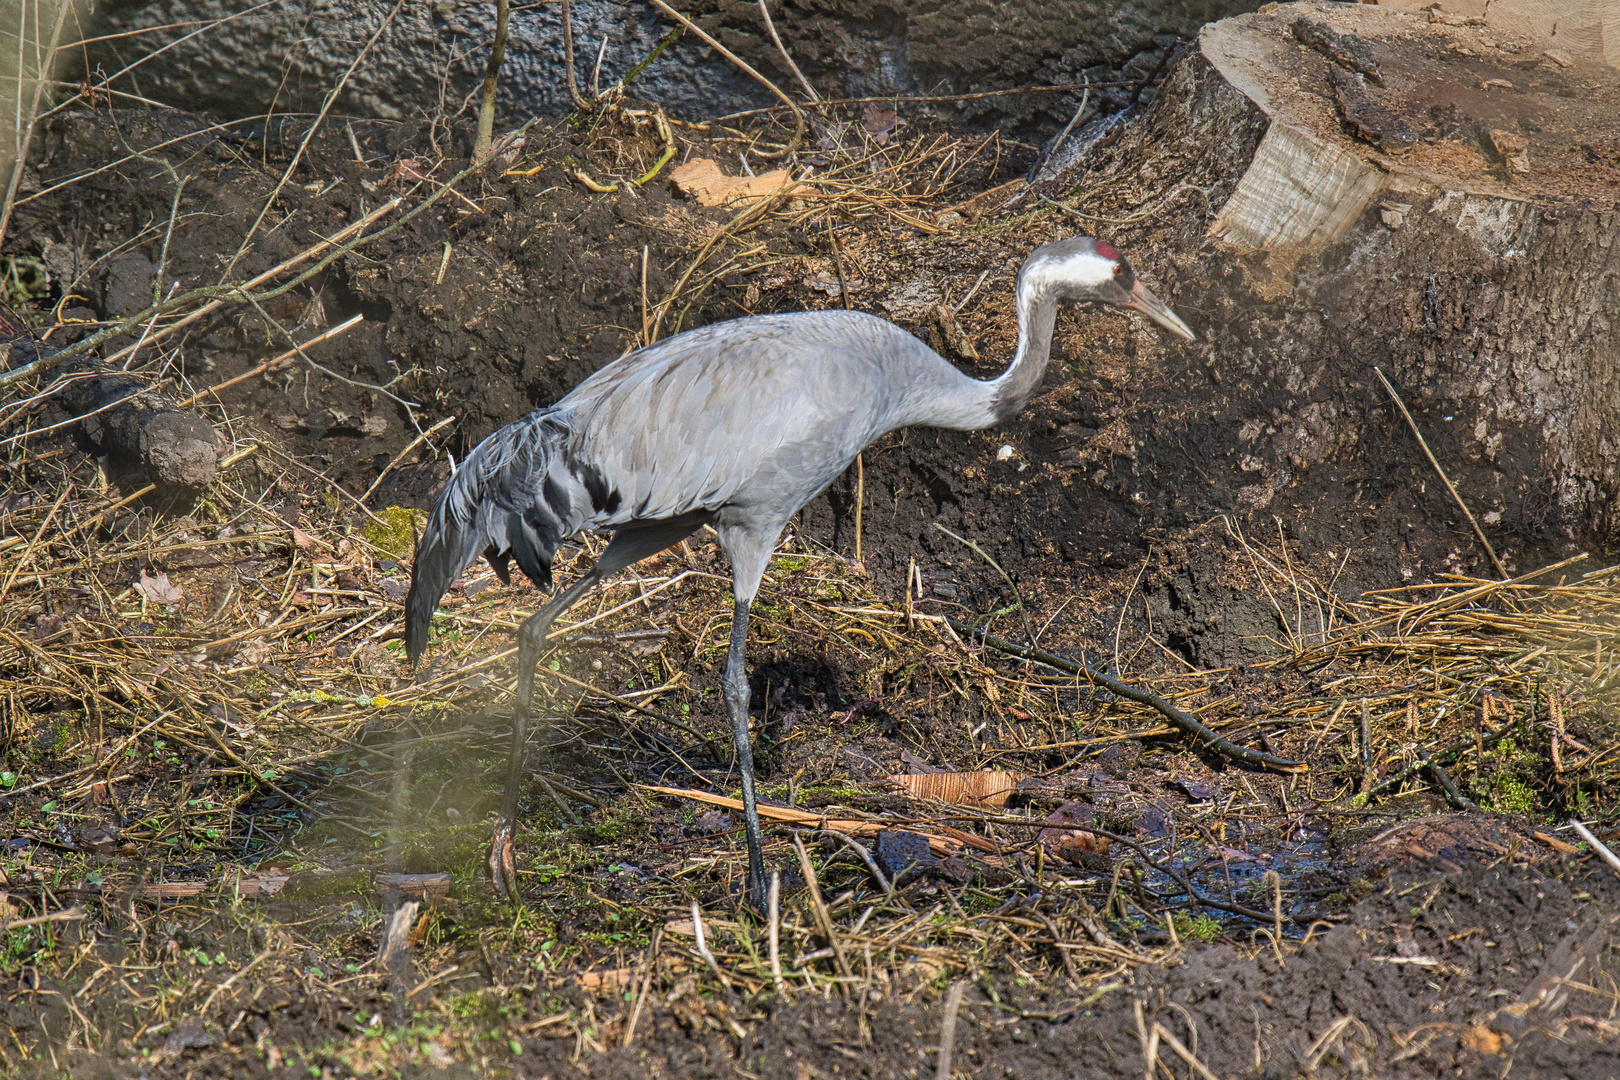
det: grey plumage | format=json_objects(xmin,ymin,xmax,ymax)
[{"xmin": 406, "ymin": 235, "xmax": 1195, "ymax": 904}]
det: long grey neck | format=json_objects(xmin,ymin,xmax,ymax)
[
  {"xmin": 905, "ymin": 281, "xmax": 1059, "ymax": 432},
  {"xmin": 988, "ymin": 285, "xmax": 1059, "ymax": 424}
]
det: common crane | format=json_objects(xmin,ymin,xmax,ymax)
[{"xmin": 407, "ymin": 235, "xmax": 1194, "ymax": 904}]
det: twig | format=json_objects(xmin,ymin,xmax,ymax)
[
  {"xmin": 934, "ymin": 524, "xmax": 1037, "ymax": 647},
  {"xmin": 1375, "ymin": 367, "xmax": 1508, "ymax": 579},
  {"xmin": 1113, "ymin": 549, "xmax": 1151, "ymax": 669},
  {"xmin": 104, "ymin": 201, "xmax": 399, "ymax": 371},
  {"xmin": 175, "ymin": 313, "xmax": 365, "ymax": 407},
  {"xmin": 691, "ymin": 902, "xmax": 724, "ymax": 979},
  {"xmin": 951, "ymin": 621, "xmax": 1307, "ymax": 773},
  {"xmin": 758, "ymin": 0, "xmax": 821, "ymax": 105},
  {"xmin": 1358, "ymin": 700, "xmax": 1372, "ymax": 794},
  {"xmin": 1038, "ymin": 913, "xmax": 1081, "ymax": 985},
  {"xmin": 1568, "ymin": 819, "xmax": 1620, "ymax": 878},
  {"xmin": 70, "ymin": 483, "xmax": 156, "ymax": 536},
  {"xmin": 1095, "ymin": 826, "xmax": 1329, "ymax": 926},
  {"xmin": 1153, "ymin": 1023, "xmax": 1222, "ymax": 1080},
  {"xmin": 198, "ymin": 945, "xmax": 275, "ymax": 1015},
  {"xmin": 622, "ymin": 967, "xmax": 654, "ymax": 1046},
  {"xmin": 0, "ymin": 908, "xmax": 84, "ymax": 932},
  {"xmin": 359, "ymin": 415, "xmax": 457, "ymax": 504},
  {"xmin": 647, "ymin": 0, "xmax": 804, "ymax": 158},
  {"xmin": 1261, "ymin": 869, "xmax": 1286, "ymax": 968},
  {"xmin": 0, "ymin": 0, "xmax": 73, "ymax": 250},
  {"xmin": 615, "ymin": 25, "xmax": 682, "ymax": 92},
  {"xmin": 472, "ymin": 0, "xmax": 511, "ymax": 162},
  {"xmin": 767, "ymin": 870, "xmax": 784, "ymax": 992},
  {"xmin": 1418, "ymin": 747, "xmax": 1478, "ymax": 811},
  {"xmin": 793, "ymin": 833, "xmax": 852, "ymax": 976},
  {"xmin": 936, "ymin": 980, "xmax": 966, "ymax": 1080},
  {"xmin": 817, "ymin": 829, "xmax": 890, "ymax": 893},
  {"xmin": 1357, "ymin": 722, "xmax": 1518, "ymax": 803},
  {"xmin": 220, "ymin": 0, "xmax": 406, "ymax": 282},
  {"xmin": 256, "ymin": 443, "xmax": 389, "ymax": 527},
  {"xmin": 709, "ymin": 81, "xmax": 1122, "ymax": 122},
  {"xmin": 561, "ymin": 0, "xmax": 596, "ymax": 112},
  {"xmin": 953, "ymin": 269, "xmax": 990, "ymax": 315},
  {"xmin": 0, "ymin": 481, "xmax": 71, "ymax": 605},
  {"xmin": 649, "ymin": 174, "xmax": 795, "ymax": 340},
  {"xmin": 239, "ymin": 291, "xmax": 420, "ymax": 423},
  {"xmin": 1029, "ymin": 88, "xmax": 1090, "ymax": 179}
]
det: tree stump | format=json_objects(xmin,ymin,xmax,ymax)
[{"xmin": 1066, "ymin": 0, "xmax": 1620, "ymax": 561}]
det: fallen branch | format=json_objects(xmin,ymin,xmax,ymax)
[
  {"xmin": 948, "ymin": 621, "xmax": 1307, "ymax": 773},
  {"xmin": 176, "ymin": 313, "xmax": 365, "ymax": 408},
  {"xmin": 641, "ymin": 785, "xmax": 962, "ymax": 857}
]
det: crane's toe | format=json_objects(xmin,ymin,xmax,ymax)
[{"xmin": 488, "ymin": 819, "xmax": 519, "ymax": 902}]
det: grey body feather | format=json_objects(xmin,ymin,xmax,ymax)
[{"xmin": 405, "ymin": 305, "xmax": 1051, "ymax": 663}]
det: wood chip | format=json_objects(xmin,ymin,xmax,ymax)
[
  {"xmin": 888, "ymin": 770, "xmax": 1026, "ymax": 807},
  {"xmin": 669, "ymin": 159, "xmax": 806, "ymax": 207}
]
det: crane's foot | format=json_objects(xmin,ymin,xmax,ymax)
[{"xmin": 488, "ymin": 818, "xmax": 519, "ymax": 903}]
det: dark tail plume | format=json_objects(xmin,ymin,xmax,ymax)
[{"xmin": 405, "ymin": 413, "xmax": 574, "ymax": 667}]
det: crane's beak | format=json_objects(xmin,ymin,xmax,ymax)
[{"xmin": 1122, "ymin": 280, "xmax": 1196, "ymax": 341}]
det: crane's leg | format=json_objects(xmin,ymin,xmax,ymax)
[
  {"xmin": 493, "ymin": 519, "xmax": 709, "ymax": 901},
  {"xmin": 495, "ymin": 569, "xmax": 604, "ymax": 899},
  {"xmin": 715, "ymin": 524, "xmax": 778, "ymax": 908},
  {"xmin": 722, "ymin": 596, "xmax": 768, "ymax": 906}
]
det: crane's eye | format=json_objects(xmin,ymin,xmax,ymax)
[{"xmin": 1112, "ymin": 263, "xmax": 1123, "ymax": 276}]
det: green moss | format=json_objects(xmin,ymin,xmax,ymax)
[
  {"xmin": 400, "ymin": 822, "xmax": 490, "ymax": 874},
  {"xmin": 1490, "ymin": 776, "xmax": 1537, "ymax": 814},
  {"xmin": 587, "ymin": 811, "xmax": 639, "ymax": 844},
  {"xmin": 1172, "ymin": 913, "xmax": 1223, "ymax": 942},
  {"xmin": 1472, "ymin": 735, "xmax": 1542, "ymax": 816},
  {"xmin": 363, "ymin": 506, "xmax": 428, "ymax": 562}
]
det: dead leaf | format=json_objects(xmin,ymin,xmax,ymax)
[
  {"xmin": 669, "ymin": 158, "xmax": 807, "ymax": 207},
  {"xmin": 1463, "ymin": 1026, "xmax": 1507, "ymax": 1054},
  {"xmin": 802, "ymin": 270, "xmax": 864, "ymax": 296},
  {"xmin": 888, "ymin": 770, "xmax": 1027, "ymax": 808},
  {"xmin": 927, "ymin": 303, "xmax": 979, "ymax": 362},
  {"xmin": 577, "ymin": 967, "xmax": 635, "ymax": 990},
  {"xmin": 1038, "ymin": 801, "xmax": 1111, "ymax": 862},
  {"xmin": 1173, "ymin": 779, "xmax": 1221, "ymax": 802},
  {"xmin": 899, "ymin": 751, "xmax": 947, "ymax": 775},
  {"xmin": 134, "ymin": 570, "xmax": 183, "ymax": 606},
  {"xmin": 360, "ymin": 414, "xmax": 389, "ymax": 436},
  {"xmin": 861, "ymin": 103, "xmax": 903, "ymax": 145},
  {"xmin": 238, "ymin": 639, "xmax": 275, "ymax": 666},
  {"xmin": 292, "ymin": 527, "xmax": 316, "ymax": 549}
]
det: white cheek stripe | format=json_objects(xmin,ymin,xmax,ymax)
[{"xmin": 1019, "ymin": 251, "xmax": 1116, "ymax": 301}]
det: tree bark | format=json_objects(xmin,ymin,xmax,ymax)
[{"xmin": 1062, "ymin": 0, "xmax": 1620, "ymax": 553}]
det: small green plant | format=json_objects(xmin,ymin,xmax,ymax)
[
  {"xmin": 1172, "ymin": 913, "xmax": 1223, "ymax": 942},
  {"xmin": 362, "ymin": 506, "xmax": 427, "ymax": 562},
  {"xmin": 0, "ymin": 256, "xmax": 48, "ymax": 307}
]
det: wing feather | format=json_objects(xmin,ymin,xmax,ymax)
[{"xmin": 406, "ymin": 410, "xmax": 589, "ymax": 665}]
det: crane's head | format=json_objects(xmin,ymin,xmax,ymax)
[{"xmin": 1019, "ymin": 236, "xmax": 1195, "ymax": 341}]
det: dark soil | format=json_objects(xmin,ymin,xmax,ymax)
[
  {"xmin": 14, "ymin": 97, "xmax": 1573, "ymax": 679},
  {"xmin": 517, "ymin": 864, "xmax": 1620, "ymax": 1080},
  {"xmin": 2, "ymin": 94, "xmax": 1617, "ymax": 1080}
]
